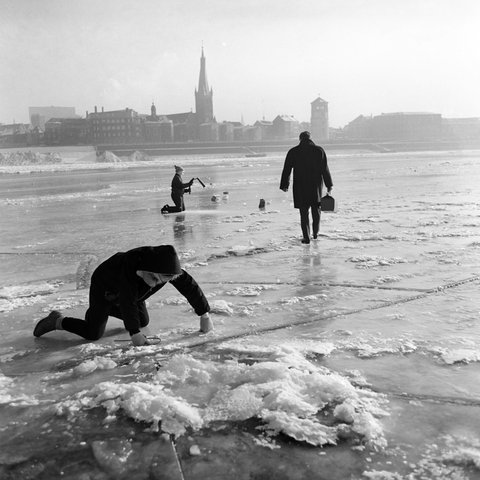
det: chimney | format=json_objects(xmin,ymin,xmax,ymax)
[
  {"xmin": 94, "ymin": 106, "xmax": 97, "ymax": 113},
  {"xmin": 102, "ymin": 107, "xmax": 104, "ymax": 113}
]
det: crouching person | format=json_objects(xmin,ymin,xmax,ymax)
[{"xmin": 33, "ymin": 245, "xmax": 213, "ymax": 346}]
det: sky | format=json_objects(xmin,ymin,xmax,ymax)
[{"xmin": 1, "ymin": 0, "xmax": 479, "ymax": 127}]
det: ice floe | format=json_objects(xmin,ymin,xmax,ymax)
[
  {"xmin": 209, "ymin": 299, "xmax": 234, "ymax": 315},
  {"xmin": 72, "ymin": 356, "xmax": 118, "ymax": 376},
  {"xmin": 224, "ymin": 284, "xmax": 279, "ymax": 297},
  {"xmin": 0, "ymin": 282, "xmax": 59, "ymax": 312},
  {"xmin": 438, "ymin": 348, "xmax": 480, "ymax": 365},
  {"xmin": 0, "ymin": 151, "xmax": 62, "ymax": 165},
  {"xmin": 56, "ymin": 345, "xmax": 389, "ymax": 448},
  {"xmin": 347, "ymin": 256, "xmax": 408, "ymax": 268},
  {"xmin": 0, "ymin": 373, "xmax": 39, "ymax": 406}
]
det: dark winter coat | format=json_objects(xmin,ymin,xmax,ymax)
[
  {"xmin": 279, "ymin": 139, "xmax": 333, "ymax": 208},
  {"xmin": 171, "ymin": 173, "xmax": 192, "ymax": 195},
  {"xmin": 90, "ymin": 245, "xmax": 210, "ymax": 334}
]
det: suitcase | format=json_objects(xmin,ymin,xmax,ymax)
[{"xmin": 320, "ymin": 194, "xmax": 336, "ymax": 212}]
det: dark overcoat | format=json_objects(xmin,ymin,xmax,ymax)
[
  {"xmin": 279, "ymin": 139, "xmax": 333, "ymax": 209},
  {"xmin": 90, "ymin": 246, "xmax": 210, "ymax": 334},
  {"xmin": 171, "ymin": 173, "xmax": 191, "ymax": 195}
]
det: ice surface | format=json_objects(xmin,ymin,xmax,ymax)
[{"xmin": 1, "ymin": 149, "xmax": 480, "ymax": 477}]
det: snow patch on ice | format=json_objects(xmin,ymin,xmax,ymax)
[
  {"xmin": 0, "ymin": 282, "xmax": 58, "ymax": 299},
  {"xmin": 439, "ymin": 348, "xmax": 480, "ymax": 365},
  {"xmin": 362, "ymin": 470, "xmax": 402, "ymax": 479},
  {"xmin": 224, "ymin": 284, "xmax": 279, "ymax": 297},
  {"xmin": 443, "ymin": 439, "xmax": 480, "ymax": 469},
  {"xmin": 128, "ymin": 151, "xmax": 151, "ymax": 162},
  {"xmin": 42, "ymin": 293, "xmax": 87, "ymax": 312},
  {"xmin": 338, "ymin": 335, "xmax": 418, "ymax": 358},
  {"xmin": 347, "ymin": 256, "xmax": 408, "ymax": 268},
  {"xmin": 253, "ymin": 434, "xmax": 281, "ymax": 449},
  {"xmin": 0, "ymin": 346, "xmax": 29, "ymax": 363},
  {"xmin": 328, "ymin": 230, "xmax": 399, "ymax": 242},
  {"xmin": 280, "ymin": 293, "xmax": 327, "ymax": 305},
  {"xmin": 72, "ymin": 356, "xmax": 118, "ymax": 376},
  {"xmin": 407, "ymin": 435, "xmax": 480, "ymax": 478},
  {"xmin": 160, "ymin": 296, "xmax": 188, "ymax": 306},
  {"xmin": 222, "ymin": 215, "xmax": 246, "ymax": 223},
  {"xmin": 96, "ymin": 151, "xmax": 123, "ymax": 163},
  {"xmin": 226, "ymin": 244, "xmax": 267, "ymax": 256},
  {"xmin": 57, "ymin": 345, "xmax": 389, "ymax": 448},
  {"xmin": 0, "ymin": 282, "xmax": 59, "ymax": 312},
  {"xmin": 0, "ymin": 151, "xmax": 62, "ymax": 165},
  {"xmin": 372, "ymin": 275, "xmax": 402, "ymax": 284},
  {"xmin": 209, "ymin": 299, "xmax": 234, "ymax": 315},
  {"xmin": 0, "ymin": 373, "xmax": 38, "ymax": 406}
]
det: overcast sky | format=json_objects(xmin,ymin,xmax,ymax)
[{"xmin": 1, "ymin": 0, "xmax": 479, "ymax": 127}]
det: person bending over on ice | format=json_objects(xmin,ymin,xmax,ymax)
[
  {"xmin": 33, "ymin": 245, "xmax": 213, "ymax": 346},
  {"xmin": 280, "ymin": 131, "xmax": 333, "ymax": 244}
]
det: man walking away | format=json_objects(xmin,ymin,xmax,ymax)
[{"xmin": 280, "ymin": 131, "xmax": 333, "ymax": 244}]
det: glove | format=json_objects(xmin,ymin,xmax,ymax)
[
  {"xmin": 199, "ymin": 313, "xmax": 213, "ymax": 333},
  {"xmin": 131, "ymin": 332, "xmax": 162, "ymax": 346},
  {"xmin": 131, "ymin": 332, "xmax": 148, "ymax": 346}
]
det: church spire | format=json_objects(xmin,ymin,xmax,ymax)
[
  {"xmin": 197, "ymin": 46, "xmax": 210, "ymax": 96},
  {"xmin": 195, "ymin": 46, "xmax": 214, "ymax": 126}
]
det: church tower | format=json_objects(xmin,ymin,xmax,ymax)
[
  {"xmin": 150, "ymin": 102, "xmax": 158, "ymax": 120},
  {"xmin": 195, "ymin": 47, "xmax": 214, "ymax": 125},
  {"xmin": 310, "ymin": 96, "xmax": 329, "ymax": 141}
]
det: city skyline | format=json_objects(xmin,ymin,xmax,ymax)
[{"xmin": 1, "ymin": 0, "xmax": 479, "ymax": 127}]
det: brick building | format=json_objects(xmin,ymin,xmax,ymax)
[
  {"xmin": 44, "ymin": 118, "xmax": 87, "ymax": 145},
  {"xmin": 272, "ymin": 115, "xmax": 300, "ymax": 140},
  {"xmin": 87, "ymin": 107, "xmax": 142, "ymax": 144},
  {"xmin": 344, "ymin": 112, "xmax": 442, "ymax": 141}
]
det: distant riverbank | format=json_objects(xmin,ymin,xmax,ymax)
[
  {"xmin": 95, "ymin": 139, "xmax": 480, "ymax": 156},
  {"xmin": 1, "ymin": 143, "xmax": 479, "ymax": 175},
  {"xmin": 2, "ymin": 138, "xmax": 479, "ymax": 159}
]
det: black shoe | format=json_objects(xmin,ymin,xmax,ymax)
[
  {"xmin": 313, "ymin": 234, "xmax": 318, "ymax": 240},
  {"xmin": 301, "ymin": 238, "xmax": 310, "ymax": 244},
  {"xmin": 33, "ymin": 311, "xmax": 63, "ymax": 337}
]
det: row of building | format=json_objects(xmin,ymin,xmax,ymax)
[
  {"xmin": 1, "ymin": 48, "xmax": 479, "ymax": 147},
  {"xmin": 4, "ymin": 108, "xmax": 479, "ymax": 148},
  {"xmin": 41, "ymin": 107, "xmax": 314, "ymax": 146},
  {"xmin": 342, "ymin": 112, "xmax": 480, "ymax": 142},
  {"xmin": 0, "ymin": 107, "xmax": 320, "ymax": 147},
  {"xmin": 0, "ymin": 48, "xmax": 327, "ymax": 147}
]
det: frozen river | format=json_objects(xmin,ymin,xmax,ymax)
[{"xmin": 1, "ymin": 148, "xmax": 480, "ymax": 479}]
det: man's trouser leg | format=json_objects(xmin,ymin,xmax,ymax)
[
  {"xmin": 299, "ymin": 207, "xmax": 310, "ymax": 240},
  {"xmin": 312, "ymin": 203, "xmax": 321, "ymax": 238},
  {"xmin": 170, "ymin": 192, "xmax": 184, "ymax": 213},
  {"xmin": 62, "ymin": 303, "xmax": 110, "ymax": 340},
  {"xmin": 62, "ymin": 283, "xmax": 150, "ymax": 340}
]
